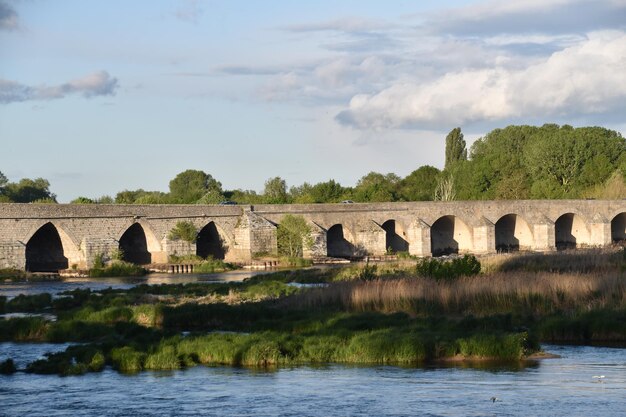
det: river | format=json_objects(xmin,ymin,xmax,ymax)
[{"xmin": 0, "ymin": 343, "xmax": 624, "ymax": 417}]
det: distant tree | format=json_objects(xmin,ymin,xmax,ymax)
[
  {"xmin": 169, "ymin": 170, "xmax": 222, "ymax": 203},
  {"xmin": 71, "ymin": 197, "xmax": 95, "ymax": 204},
  {"xmin": 3, "ymin": 178, "xmax": 56, "ymax": 203},
  {"xmin": 227, "ymin": 189, "xmax": 264, "ymax": 204},
  {"xmin": 353, "ymin": 172, "xmax": 400, "ymax": 202},
  {"xmin": 276, "ymin": 214, "xmax": 313, "ymax": 258},
  {"xmin": 195, "ymin": 190, "xmax": 224, "ymax": 204},
  {"xmin": 95, "ymin": 195, "xmax": 114, "ymax": 204},
  {"xmin": 398, "ymin": 166, "xmax": 440, "ymax": 201},
  {"xmin": 115, "ymin": 189, "xmax": 144, "ymax": 204},
  {"xmin": 263, "ymin": 176, "xmax": 289, "ymax": 204},
  {"xmin": 289, "ymin": 183, "xmax": 316, "ymax": 204},
  {"xmin": 445, "ymin": 127, "xmax": 467, "ymax": 169},
  {"xmin": 0, "ymin": 171, "xmax": 7, "ymax": 193},
  {"xmin": 523, "ymin": 125, "xmax": 624, "ymax": 197},
  {"xmin": 134, "ymin": 191, "xmax": 170, "ymax": 204},
  {"xmin": 309, "ymin": 180, "xmax": 349, "ymax": 203}
]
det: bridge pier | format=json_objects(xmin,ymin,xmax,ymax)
[
  {"xmin": 589, "ymin": 215, "xmax": 612, "ymax": 247},
  {"xmin": 407, "ymin": 219, "xmax": 431, "ymax": 257}
]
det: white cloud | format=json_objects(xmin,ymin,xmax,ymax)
[
  {"xmin": 337, "ymin": 31, "xmax": 626, "ymax": 129},
  {"xmin": 0, "ymin": 71, "xmax": 119, "ymax": 104}
]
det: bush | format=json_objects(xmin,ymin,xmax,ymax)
[
  {"xmin": 168, "ymin": 221, "xmax": 198, "ymax": 243},
  {"xmin": 415, "ymin": 255, "xmax": 481, "ymax": 280}
]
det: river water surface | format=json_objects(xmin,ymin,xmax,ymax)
[
  {"xmin": 1, "ymin": 275, "xmax": 625, "ymax": 416},
  {"xmin": 1, "ymin": 344, "xmax": 624, "ymax": 417}
]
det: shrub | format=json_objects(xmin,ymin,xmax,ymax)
[
  {"xmin": 168, "ymin": 221, "xmax": 198, "ymax": 243},
  {"xmin": 415, "ymin": 255, "xmax": 481, "ymax": 280}
]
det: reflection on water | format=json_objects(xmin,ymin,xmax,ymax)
[
  {"xmin": 0, "ymin": 270, "xmax": 269, "ymax": 298},
  {"xmin": 0, "ymin": 344, "xmax": 624, "ymax": 417}
]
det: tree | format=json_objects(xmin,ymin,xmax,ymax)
[
  {"xmin": 71, "ymin": 197, "xmax": 95, "ymax": 204},
  {"xmin": 398, "ymin": 166, "xmax": 440, "ymax": 201},
  {"xmin": 445, "ymin": 127, "xmax": 467, "ymax": 169},
  {"xmin": 169, "ymin": 170, "xmax": 222, "ymax": 203},
  {"xmin": 0, "ymin": 171, "xmax": 7, "ymax": 192},
  {"xmin": 352, "ymin": 172, "xmax": 400, "ymax": 202},
  {"xmin": 289, "ymin": 183, "xmax": 316, "ymax": 204},
  {"xmin": 309, "ymin": 180, "xmax": 349, "ymax": 203},
  {"xmin": 263, "ymin": 176, "xmax": 289, "ymax": 204},
  {"xmin": 434, "ymin": 172, "xmax": 456, "ymax": 201},
  {"xmin": 3, "ymin": 178, "xmax": 56, "ymax": 203},
  {"xmin": 276, "ymin": 214, "xmax": 313, "ymax": 258}
]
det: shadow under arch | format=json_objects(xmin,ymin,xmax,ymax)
[
  {"xmin": 119, "ymin": 223, "xmax": 156, "ymax": 265},
  {"xmin": 611, "ymin": 212, "xmax": 626, "ymax": 243},
  {"xmin": 555, "ymin": 212, "xmax": 590, "ymax": 249},
  {"xmin": 25, "ymin": 222, "xmax": 75, "ymax": 272},
  {"xmin": 196, "ymin": 221, "xmax": 226, "ymax": 260},
  {"xmin": 327, "ymin": 224, "xmax": 356, "ymax": 258},
  {"xmin": 495, "ymin": 213, "xmax": 534, "ymax": 252},
  {"xmin": 381, "ymin": 219, "xmax": 408, "ymax": 253},
  {"xmin": 430, "ymin": 215, "xmax": 472, "ymax": 256}
]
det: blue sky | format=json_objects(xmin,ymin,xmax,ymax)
[{"xmin": 1, "ymin": 0, "xmax": 625, "ymax": 202}]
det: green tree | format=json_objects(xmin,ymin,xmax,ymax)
[
  {"xmin": 289, "ymin": 183, "xmax": 315, "ymax": 204},
  {"xmin": 227, "ymin": 189, "xmax": 264, "ymax": 204},
  {"xmin": 276, "ymin": 214, "xmax": 313, "ymax": 258},
  {"xmin": 169, "ymin": 170, "xmax": 222, "ymax": 203},
  {"xmin": 3, "ymin": 178, "xmax": 56, "ymax": 203},
  {"xmin": 71, "ymin": 197, "xmax": 95, "ymax": 204},
  {"xmin": 523, "ymin": 125, "xmax": 624, "ymax": 197},
  {"xmin": 352, "ymin": 172, "xmax": 400, "ymax": 202},
  {"xmin": 309, "ymin": 180, "xmax": 349, "ymax": 203},
  {"xmin": 398, "ymin": 166, "xmax": 440, "ymax": 201},
  {"xmin": 263, "ymin": 176, "xmax": 289, "ymax": 204},
  {"xmin": 445, "ymin": 127, "xmax": 467, "ymax": 169}
]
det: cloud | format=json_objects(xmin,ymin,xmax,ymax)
[
  {"xmin": 425, "ymin": 0, "xmax": 626, "ymax": 36},
  {"xmin": 0, "ymin": 0, "xmax": 18, "ymax": 30},
  {"xmin": 0, "ymin": 71, "xmax": 120, "ymax": 104},
  {"xmin": 336, "ymin": 31, "xmax": 626, "ymax": 129}
]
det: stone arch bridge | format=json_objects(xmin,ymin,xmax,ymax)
[{"xmin": 1, "ymin": 200, "xmax": 625, "ymax": 272}]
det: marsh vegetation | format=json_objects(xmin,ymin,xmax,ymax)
[{"xmin": 1, "ymin": 248, "xmax": 624, "ymax": 375}]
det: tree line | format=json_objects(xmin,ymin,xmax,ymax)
[{"xmin": 1, "ymin": 123, "xmax": 625, "ymax": 204}]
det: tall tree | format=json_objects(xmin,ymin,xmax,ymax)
[
  {"xmin": 169, "ymin": 170, "xmax": 222, "ymax": 203},
  {"xmin": 263, "ymin": 176, "xmax": 289, "ymax": 204},
  {"xmin": 353, "ymin": 172, "xmax": 400, "ymax": 202},
  {"xmin": 398, "ymin": 166, "xmax": 440, "ymax": 201},
  {"xmin": 444, "ymin": 127, "xmax": 467, "ymax": 169}
]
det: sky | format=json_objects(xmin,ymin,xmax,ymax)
[{"xmin": 1, "ymin": 0, "xmax": 625, "ymax": 202}]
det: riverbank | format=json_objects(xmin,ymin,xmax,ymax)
[{"xmin": 0, "ymin": 249, "xmax": 624, "ymax": 375}]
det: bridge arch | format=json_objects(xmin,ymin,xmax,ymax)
[
  {"xmin": 554, "ymin": 213, "xmax": 590, "ymax": 249},
  {"xmin": 381, "ymin": 219, "xmax": 408, "ymax": 253},
  {"xmin": 495, "ymin": 214, "xmax": 533, "ymax": 252},
  {"xmin": 119, "ymin": 222, "xmax": 160, "ymax": 265},
  {"xmin": 25, "ymin": 222, "xmax": 79, "ymax": 272},
  {"xmin": 430, "ymin": 215, "xmax": 472, "ymax": 256},
  {"xmin": 327, "ymin": 224, "xmax": 356, "ymax": 258},
  {"xmin": 611, "ymin": 212, "xmax": 626, "ymax": 243},
  {"xmin": 196, "ymin": 221, "xmax": 227, "ymax": 260}
]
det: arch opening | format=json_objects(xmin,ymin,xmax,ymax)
[
  {"xmin": 495, "ymin": 214, "xmax": 533, "ymax": 252},
  {"xmin": 382, "ymin": 220, "xmax": 408, "ymax": 253},
  {"xmin": 196, "ymin": 222, "xmax": 226, "ymax": 260},
  {"xmin": 611, "ymin": 212, "xmax": 626, "ymax": 243},
  {"xmin": 25, "ymin": 222, "xmax": 68, "ymax": 272},
  {"xmin": 555, "ymin": 213, "xmax": 590, "ymax": 250},
  {"xmin": 119, "ymin": 223, "xmax": 151, "ymax": 264},
  {"xmin": 327, "ymin": 224, "xmax": 355, "ymax": 258},
  {"xmin": 430, "ymin": 215, "xmax": 472, "ymax": 257}
]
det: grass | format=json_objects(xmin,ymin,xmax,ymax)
[
  {"xmin": 89, "ymin": 261, "xmax": 146, "ymax": 277},
  {"xmin": 3, "ymin": 248, "xmax": 625, "ymax": 376}
]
